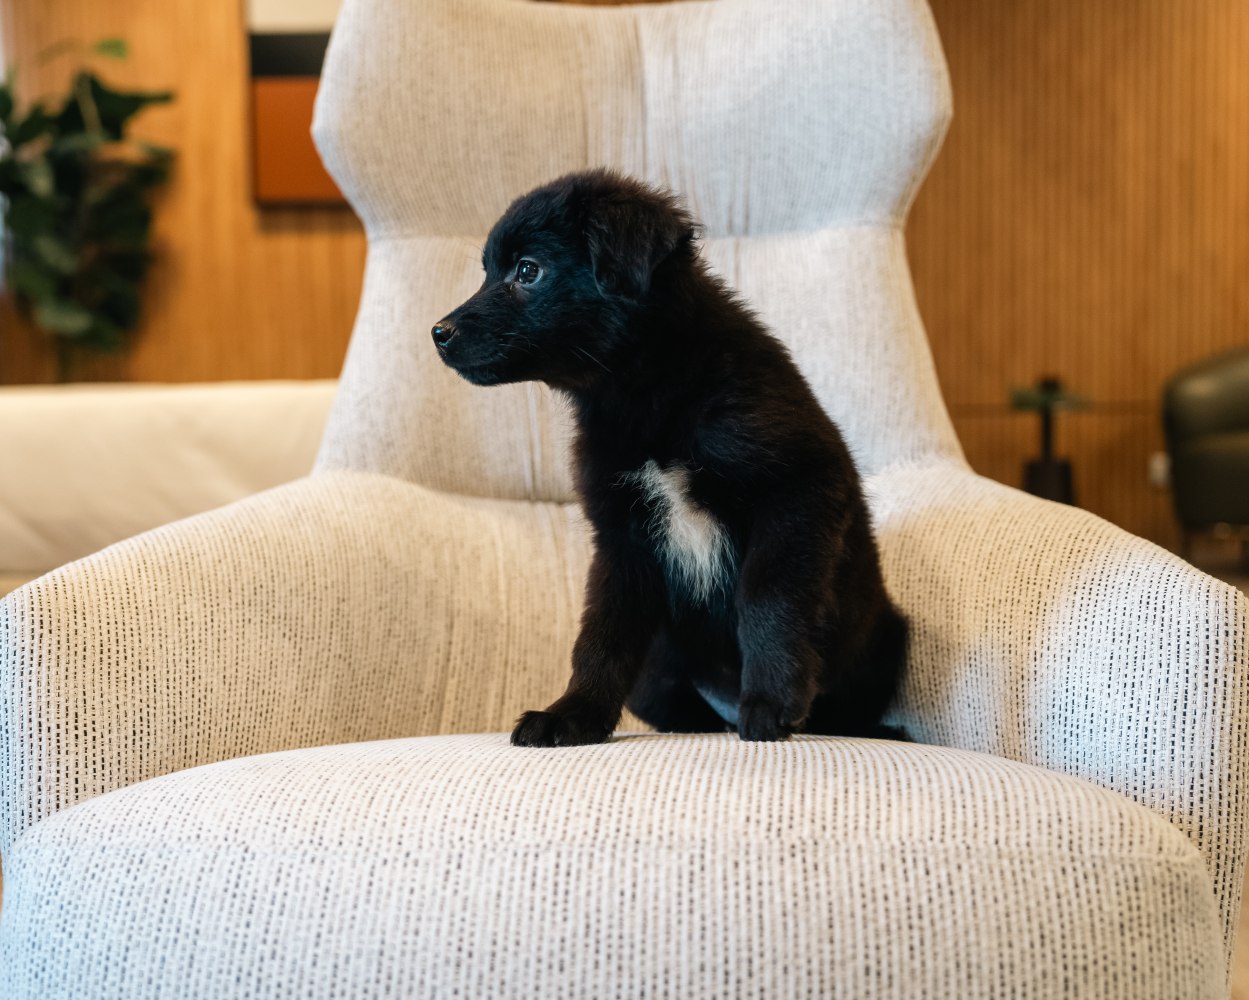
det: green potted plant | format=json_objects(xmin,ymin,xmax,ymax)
[{"xmin": 0, "ymin": 39, "xmax": 174, "ymax": 381}]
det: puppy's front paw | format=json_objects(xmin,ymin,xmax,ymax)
[
  {"xmin": 737, "ymin": 699, "xmax": 793, "ymax": 742},
  {"xmin": 511, "ymin": 709, "xmax": 611, "ymax": 748}
]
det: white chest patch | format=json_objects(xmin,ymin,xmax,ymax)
[{"xmin": 621, "ymin": 460, "xmax": 734, "ymax": 604}]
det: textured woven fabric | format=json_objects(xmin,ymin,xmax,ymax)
[
  {"xmin": 313, "ymin": 0, "xmax": 963, "ymax": 497},
  {"xmin": 312, "ymin": 0, "xmax": 949, "ymax": 239},
  {"xmin": 870, "ymin": 464, "xmax": 1249, "ymax": 967},
  {"xmin": 316, "ymin": 228, "xmax": 959, "ymax": 498},
  {"xmin": 0, "ymin": 734, "xmax": 1226, "ymax": 999},
  {"xmin": 2, "ymin": 0, "xmax": 1248, "ymax": 993},
  {"xmin": 0, "ymin": 471, "xmax": 591, "ymax": 855},
  {"xmin": 2, "ymin": 466, "xmax": 1245, "ymax": 978}
]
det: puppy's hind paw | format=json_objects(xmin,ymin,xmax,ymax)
[
  {"xmin": 511, "ymin": 709, "xmax": 611, "ymax": 748},
  {"xmin": 736, "ymin": 699, "xmax": 793, "ymax": 743}
]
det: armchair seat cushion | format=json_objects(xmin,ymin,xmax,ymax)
[{"xmin": 0, "ymin": 733, "xmax": 1223, "ymax": 1000}]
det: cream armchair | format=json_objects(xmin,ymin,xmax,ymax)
[{"xmin": 2, "ymin": 0, "xmax": 1246, "ymax": 997}]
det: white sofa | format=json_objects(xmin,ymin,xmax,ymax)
[
  {"xmin": 1, "ymin": 0, "xmax": 1246, "ymax": 997},
  {"xmin": 0, "ymin": 381, "xmax": 335, "ymax": 594}
]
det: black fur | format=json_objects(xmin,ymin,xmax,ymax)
[{"xmin": 433, "ymin": 170, "xmax": 909, "ymax": 746}]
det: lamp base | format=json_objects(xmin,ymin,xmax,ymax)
[{"xmin": 1024, "ymin": 459, "xmax": 1076, "ymax": 505}]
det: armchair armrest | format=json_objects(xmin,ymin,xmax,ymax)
[
  {"xmin": 1164, "ymin": 346, "xmax": 1249, "ymax": 442},
  {"xmin": 873, "ymin": 462, "xmax": 1249, "ymax": 966},
  {"xmin": 0, "ymin": 471, "xmax": 589, "ymax": 853}
]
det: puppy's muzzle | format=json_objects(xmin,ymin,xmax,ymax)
[{"xmin": 431, "ymin": 321, "xmax": 458, "ymax": 354}]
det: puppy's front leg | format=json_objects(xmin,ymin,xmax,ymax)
[{"xmin": 512, "ymin": 546, "xmax": 660, "ymax": 747}]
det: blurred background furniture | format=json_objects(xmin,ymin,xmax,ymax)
[
  {"xmin": 1, "ymin": 1, "xmax": 1246, "ymax": 998},
  {"xmin": 0, "ymin": 381, "xmax": 334, "ymax": 595},
  {"xmin": 1011, "ymin": 374, "xmax": 1087, "ymax": 506},
  {"xmin": 1164, "ymin": 345, "xmax": 1249, "ymax": 564}
]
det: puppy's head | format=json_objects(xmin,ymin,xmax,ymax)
[{"xmin": 432, "ymin": 169, "xmax": 696, "ymax": 389}]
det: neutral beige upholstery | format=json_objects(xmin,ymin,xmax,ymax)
[
  {"xmin": 0, "ymin": 381, "xmax": 335, "ymax": 579},
  {"xmin": 0, "ymin": 736, "xmax": 1226, "ymax": 998},
  {"xmin": 1, "ymin": 0, "xmax": 1247, "ymax": 997},
  {"xmin": 313, "ymin": 0, "xmax": 963, "ymax": 494}
]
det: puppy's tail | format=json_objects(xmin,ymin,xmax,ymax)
[
  {"xmin": 803, "ymin": 604, "xmax": 912, "ymax": 741},
  {"xmin": 858, "ymin": 606, "xmax": 911, "ymax": 742}
]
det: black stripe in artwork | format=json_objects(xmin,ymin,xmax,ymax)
[{"xmin": 249, "ymin": 33, "xmax": 331, "ymax": 77}]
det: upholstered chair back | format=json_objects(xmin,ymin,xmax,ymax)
[{"xmin": 312, "ymin": 0, "xmax": 965, "ymax": 501}]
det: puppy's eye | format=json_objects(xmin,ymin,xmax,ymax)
[{"xmin": 516, "ymin": 259, "xmax": 542, "ymax": 285}]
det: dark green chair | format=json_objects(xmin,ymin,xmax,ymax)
[{"xmin": 1163, "ymin": 345, "xmax": 1249, "ymax": 559}]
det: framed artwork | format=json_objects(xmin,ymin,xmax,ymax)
[{"xmin": 246, "ymin": 0, "xmax": 345, "ymax": 205}]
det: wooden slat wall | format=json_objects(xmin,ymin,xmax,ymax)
[
  {"xmin": 913, "ymin": 0, "xmax": 1249, "ymax": 550},
  {"xmin": 2, "ymin": 0, "xmax": 1247, "ymax": 548}
]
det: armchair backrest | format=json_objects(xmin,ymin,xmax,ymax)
[{"xmin": 312, "ymin": 0, "xmax": 964, "ymax": 500}]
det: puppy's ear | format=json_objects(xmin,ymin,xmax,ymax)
[{"xmin": 584, "ymin": 194, "xmax": 695, "ymax": 300}]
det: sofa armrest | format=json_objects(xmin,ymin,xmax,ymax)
[
  {"xmin": 872, "ymin": 462, "xmax": 1249, "ymax": 965},
  {"xmin": 0, "ymin": 381, "xmax": 336, "ymax": 577},
  {"xmin": 0, "ymin": 471, "xmax": 589, "ymax": 852}
]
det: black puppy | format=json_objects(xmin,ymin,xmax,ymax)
[{"xmin": 433, "ymin": 170, "xmax": 908, "ymax": 745}]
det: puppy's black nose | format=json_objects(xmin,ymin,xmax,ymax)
[{"xmin": 432, "ymin": 322, "xmax": 457, "ymax": 350}]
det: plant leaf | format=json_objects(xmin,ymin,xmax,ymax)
[
  {"xmin": 88, "ymin": 191, "xmax": 152, "ymax": 246},
  {"xmin": 69, "ymin": 73, "xmax": 173, "ymax": 140},
  {"xmin": 9, "ymin": 102, "xmax": 56, "ymax": 148},
  {"xmin": 53, "ymin": 129, "xmax": 108, "ymax": 154},
  {"xmin": 21, "ymin": 157, "xmax": 55, "ymax": 197},
  {"xmin": 2, "ymin": 193, "xmax": 60, "ymax": 237},
  {"xmin": 137, "ymin": 141, "xmax": 174, "ymax": 160},
  {"xmin": 0, "ymin": 159, "xmax": 24, "ymax": 196},
  {"xmin": 6, "ymin": 258, "xmax": 59, "ymax": 302},
  {"xmin": 93, "ymin": 38, "xmax": 128, "ymax": 59},
  {"xmin": 85, "ymin": 316, "xmax": 126, "ymax": 353},
  {"xmin": 128, "ymin": 158, "xmax": 173, "ymax": 189},
  {"xmin": 97, "ymin": 272, "xmax": 141, "ymax": 329},
  {"xmin": 2, "ymin": 45, "xmax": 172, "ymax": 359},
  {"xmin": 33, "ymin": 233, "xmax": 79, "ymax": 274},
  {"xmin": 34, "ymin": 298, "xmax": 94, "ymax": 337}
]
